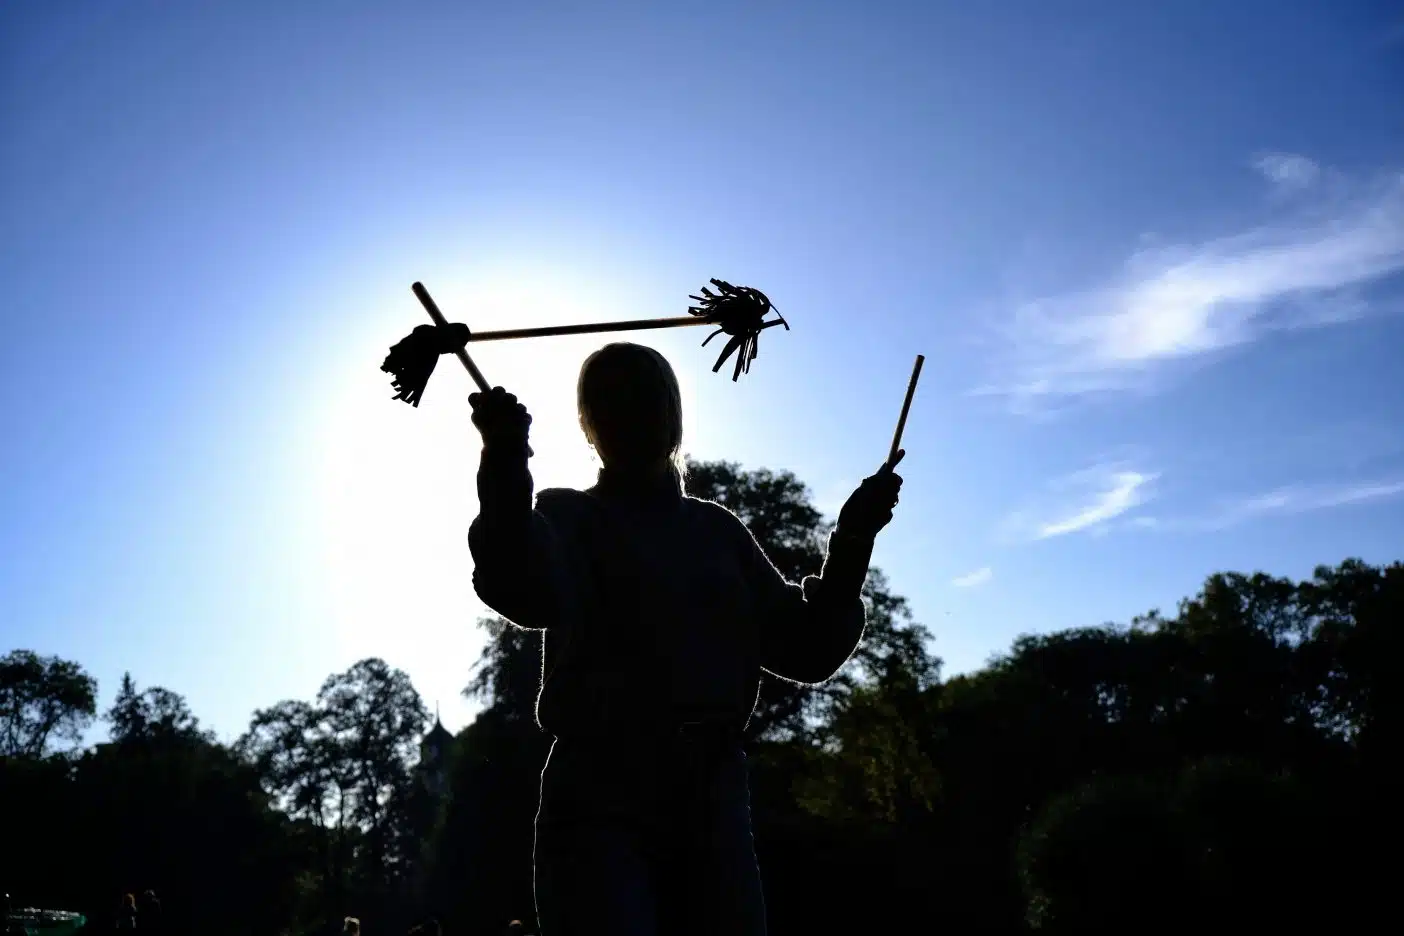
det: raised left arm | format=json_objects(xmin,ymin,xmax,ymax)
[
  {"xmin": 751, "ymin": 525, "xmax": 873, "ymax": 685},
  {"xmin": 749, "ymin": 456, "xmax": 903, "ymax": 684}
]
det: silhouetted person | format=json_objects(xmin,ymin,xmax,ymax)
[
  {"xmin": 138, "ymin": 890, "xmax": 161, "ymax": 934},
  {"xmin": 468, "ymin": 342, "xmax": 904, "ymax": 936},
  {"xmin": 501, "ymin": 921, "xmax": 526, "ymax": 936},
  {"xmin": 342, "ymin": 917, "xmax": 361, "ymax": 936},
  {"xmin": 115, "ymin": 894, "xmax": 137, "ymax": 929}
]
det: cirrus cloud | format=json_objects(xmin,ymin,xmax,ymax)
[
  {"xmin": 1253, "ymin": 152, "xmax": 1320, "ymax": 190},
  {"xmin": 977, "ymin": 159, "xmax": 1404, "ymax": 410},
  {"xmin": 951, "ymin": 566, "xmax": 993, "ymax": 588},
  {"xmin": 1002, "ymin": 464, "xmax": 1158, "ymax": 542},
  {"xmin": 1174, "ymin": 478, "xmax": 1404, "ymax": 532}
]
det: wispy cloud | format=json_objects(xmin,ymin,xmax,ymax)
[
  {"xmin": 951, "ymin": 566, "xmax": 993, "ymax": 588},
  {"xmin": 1126, "ymin": 478, "xmax": 1404, "ymax": 533},
  {"xmin": 1253, "ymin": 152, "xmax": 1319, "ymax": 191},
  {"xmin": 979, "ymin": 160, "xmax": 1404, "ymax": 407},
  {"xmin": 1037, "ymin": 471, "xmax": 1155, "ymax": 538},
  {"xmin": 1004, "ymin": 465, "xmax": 1157, "ymax": 541},
  {"xmin": 1197, "ymin": 479, "xmax": 1404, "ymax": 530}
]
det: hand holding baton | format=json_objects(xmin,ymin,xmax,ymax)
[{"xmin": 407, "ymin": 283, "xmax": 533, "ymax": 458}]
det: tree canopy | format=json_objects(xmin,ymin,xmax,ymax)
[{"xmin": 0, "ymin": 650, "xmax": 97, "ymax": 758}]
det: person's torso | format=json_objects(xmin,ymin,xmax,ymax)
[{"xmin": 538, "ymin": 490, "xmax": 762, "ymax": 732}]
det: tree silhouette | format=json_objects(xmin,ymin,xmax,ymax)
[
  {"xmin": 1, "ymin": 663, "xmax": 305, "ymax": 935},
  {"xmin": 0, "ymin": 650, "xmax": 96, "ymax": 757},
  {"xmin": 238, "ymin": 657, "xmax": 429, "ymax": 926},
  {"xmin": 106, "ymin": 672, "xmax": 212, "ymax": 745}
]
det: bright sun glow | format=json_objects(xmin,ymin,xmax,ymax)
[{"xmin": 305, "ymin": 262, "xmax": 709, "ymax": 727}]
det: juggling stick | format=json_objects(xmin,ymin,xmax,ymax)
[
  {"xmin": 381, "ymin": 278, "xmax": 790, "ymax": 410},
  {"xmin": 887, "ymin": 354, "xmax": 925, "ymax": 468},
  {"xmin": 461, "ymin": 314, "xmax": 759, "ymax": 342},
  {"xmin": 459, "ymin": 280, "xmax": 790, "ymax": 382}
]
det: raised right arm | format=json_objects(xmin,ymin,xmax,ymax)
[
  {"xmin": 467, "ymin": 445, "xmax": 564, "ymax": 630},
  {"xmin": 465, "ymin": 387, "xmax": 568, "ymax": 630}
]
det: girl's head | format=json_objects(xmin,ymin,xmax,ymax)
[
  {"xmin": 122, "ymin": 894, "xmax": 136, "ymax": 911},
  {"xmin": 577, "ymin": 343, "xmax": 684, "ymax": 477}
]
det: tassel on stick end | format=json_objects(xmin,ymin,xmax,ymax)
[
  {"xmin": 687, "ymin": 279, "xmax": 789, "ymax": 381},
  {"xmin": 383, "ymin": 321, "xmax": 470, "ymax": 407}
]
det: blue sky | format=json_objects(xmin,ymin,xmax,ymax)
[{"xmin": 3, "ymin": 0, "xmax": 1402, "ymax": 743}]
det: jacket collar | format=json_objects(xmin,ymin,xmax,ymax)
[{"xmin": 591, "ymin": 464, "xmax": 684, "ymax": 508}]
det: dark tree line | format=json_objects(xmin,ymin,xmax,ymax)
[
  {"xmin": 1, "ymin": 660, "xmax": 437, "ymax": 935},
  {"xmin": 3, "ymin": 457, "xmax": 1398, "ymax": 933}
]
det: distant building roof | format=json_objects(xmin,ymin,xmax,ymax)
[{"xmin": 422, "ymin": 716, "xmax": 454, "ymax": 751}]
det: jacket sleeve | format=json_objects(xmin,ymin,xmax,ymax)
[
  {"xmin": 739, "ymin": 516, "xmax": 872, "ymax": 685},
  {"xmin": 467, "ymin": 446, "xmax": 568, "ymax": 630}
]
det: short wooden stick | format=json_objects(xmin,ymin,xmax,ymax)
[
  {"xmin": 887, "ymin": 354, "xmax": 925, "ymax": 467},
  {"xmin": 412, "ymin": 282, "xmax": 491, "ymax": 393}
]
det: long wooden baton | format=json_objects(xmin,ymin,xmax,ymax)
[
  {"xmin": 887, "ymin": 354, "xmax": 925, "ymax": 467},
  {"xmin": 385, "ymin": 278, "xmax": 789, "ymax": 405}
]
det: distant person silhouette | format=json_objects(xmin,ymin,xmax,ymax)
[
  {"xmin": 343, "ymin": 916, "xmax": 361, "ymax": 936},
  {"xmin": 115, "ymin": 894, "xmax": 137, "ymax": 929},
  {"xmin": 4, "ymin": 894, "xmax": 25, "ymax": 936},
  {"xmin": 138, "ymin": 890, "xmax": 161, "ymax": 933},
  {"xmin": 468, "ymin": 342, "xmax": 903, "ymax": 936}
]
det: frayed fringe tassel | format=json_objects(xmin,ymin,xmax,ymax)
[{"xmin": 688, "ymin": 279, "xmax": 789, "ymax": 381}]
